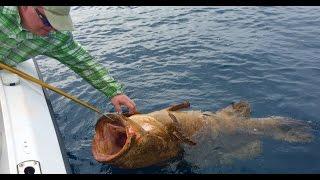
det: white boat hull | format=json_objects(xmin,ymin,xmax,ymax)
[{"xmin": 0, "ymin": 59, "xmax": 70, "ymax": 174}]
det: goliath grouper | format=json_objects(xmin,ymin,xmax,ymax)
[{"xmin": 92, "ymin": 101, "xmax": 313, "ymax": 169}]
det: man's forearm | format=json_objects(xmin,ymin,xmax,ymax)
[{"xmin": 44, "ymin": 35, "xmax": 124, "ymax": 98}]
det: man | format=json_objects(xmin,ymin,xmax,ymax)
[{"xmin": 0, "ymin": 6, "xmax": 137, "ymax": 114}]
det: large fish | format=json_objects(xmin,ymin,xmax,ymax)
[{"xmin": 92, "ymin": 101, "xmax": 313, "ymax": 169}]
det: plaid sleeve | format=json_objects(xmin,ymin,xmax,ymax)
[{"xmin": 44, "ymin": 33, "xmax": 124, "ymax": 99}]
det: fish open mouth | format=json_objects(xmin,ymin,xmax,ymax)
[
  {"xmin": 102, "ymin": 122, "xmax": 127, "ymax": 155},
  {"xmin": 92, "ymin": 115, "xmax": 133, "ymax": 162}
]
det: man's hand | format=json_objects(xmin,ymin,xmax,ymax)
[{"xmin": 111, "ymin": 94, "xmax": 137, "ymax": 115}]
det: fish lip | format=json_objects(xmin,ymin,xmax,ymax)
[{"xmin": 92, "ymin": 115, "xmax": 136, "ymax": 163}]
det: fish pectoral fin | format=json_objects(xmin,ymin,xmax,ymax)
[
  {"xmin": 172, "ymin": 131, "xmax": 196, "ymax": 146},
  {"xmin": 168, "ymin": 113, "xmax": 180, "ymax": 128},
  {"xmin": 168, "ymin": 112, "xmax": 196, "ymax": 146},
  {"xmin": 167, "ymin": 101, "xmax": 190, "ymax": 111}
]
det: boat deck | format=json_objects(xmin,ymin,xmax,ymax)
[{"xmin": 0, "ymin": 59, "xmax": 69, "ymax": 174}]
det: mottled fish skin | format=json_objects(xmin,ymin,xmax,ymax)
[{"xmin": 92, "ymin": 100, "xmax": 314, "ymax": 169}]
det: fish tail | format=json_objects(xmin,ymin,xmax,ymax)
[{"xmin": 245, "ymin": 116, "xmax": 314, "ymax": 143}]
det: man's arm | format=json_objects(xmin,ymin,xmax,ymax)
[
  {"xmin": 44, "ymin": 32, "xmax": 136, "ymax": 113},
  {"xmin": 44, "ymin": 33, "xmax": 123, "ymax": 98}
]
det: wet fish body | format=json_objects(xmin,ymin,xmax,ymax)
[{"xmin": 92, "ymin": 101, "xmax": 313, "ymax": 169}]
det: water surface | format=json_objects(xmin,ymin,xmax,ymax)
[{"xmin": 35, "ymin": 6, "xmax": 320, "ymax": 174}]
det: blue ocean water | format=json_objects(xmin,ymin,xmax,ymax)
[{"xmin": 36, "ymin": 6, "xmax": 320, "ymax": 174}]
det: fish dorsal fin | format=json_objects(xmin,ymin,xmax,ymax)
[
  {"xmin": 167, "ymin": 101, "xmax": 190, "ymax": 111},
  {"xmin": 168, "ymin": 112, "xmax": 196, "ymax": 146},
  {"xmin": 216, "ymin": 100, "xmax": 251, "ymax": 119},
  {"xmin": 231, "ymin": 101, "xmax": 251, "ymax": 118}
]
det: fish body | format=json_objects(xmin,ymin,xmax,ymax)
[{"xmin": 92, "ymin": 101, "xmax": 313, "ymax": 169}]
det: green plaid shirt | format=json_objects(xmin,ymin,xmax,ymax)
[{"xmin": 0, "ymin": 6, "xmax": 123, "ymax": 98}]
